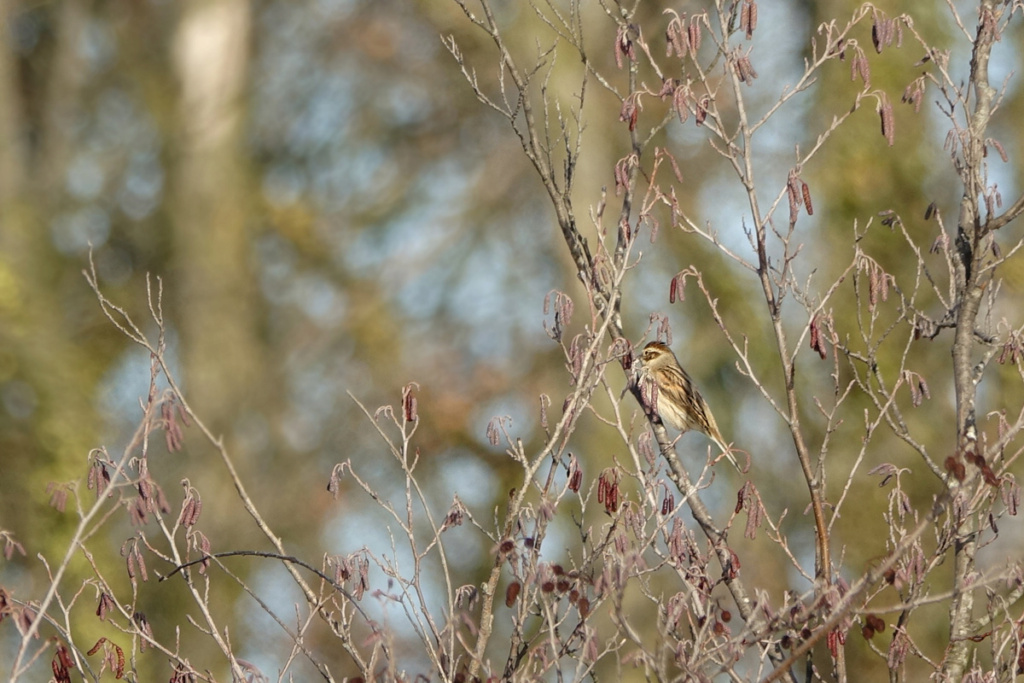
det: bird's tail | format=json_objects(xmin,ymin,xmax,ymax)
[{"xmin": 712, "ymin": 435, "xmax": 745, "ymax": 473}]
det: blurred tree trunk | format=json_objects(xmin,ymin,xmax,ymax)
[
  {"xmin": 0, "ymin": 0, "xmax": 100, "ymax": 524},
  {"xmin": 164, "ymin": 5, "xmax": 266, "ymax": 675},
  {"xmin": 171, "ymin": 0, "xmax": 263, "ymax": 434}
]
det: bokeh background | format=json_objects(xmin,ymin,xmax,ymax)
[{"xmin": 1, "ymin": 0, "xmax": 1022, "ymax": 679}]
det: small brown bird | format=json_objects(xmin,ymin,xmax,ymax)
[{"xmin": 638, "ymin": 341, "xmax": 741, "ymax": 471}]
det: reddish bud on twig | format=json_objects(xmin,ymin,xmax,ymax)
[
  {"xmin": 597, "ymin": 469, "xmax": 620, "ymax": 514},
  {"xmin": 52, "ymin": 643, "xmax": 74, "ymax": 683},
  {"xmin": 661, "ymin": 494, "xmax": 674, "ymax": 515},
  {"xmin": 444, "ymin": 499, "xmax": 465, "ymax": 528},
  {"xmin": 505, "ymin": 581, "xmax": 521, "ymax": 607},
  {"xmin": 672, "ymin": 83, "xmax": 690, "ymax": 124},
  {"xmin": 809, "ymin": 315, "xmax": 828, "ymax": 360},
  {"xmin": 128, "ymin": 547, "xmax": 147, "ymax": 581},
  {"xmin": 801, "ymin": 182, "xmax": 813, "ymax": 216},
  {"xmin": 180, "ymin": 494, "xmax": 202, "ymax": 528},
  {"xmin": 888, "ymin": 628, "xmax": 909, "ymax": 669},
  {"xmin": 668, "ymin": 271, "xmax": 692, "ymax": 305},
  {"xmin": 869, "ymin": 463, "xmax": 898, "ymax": 487},
  {"xmin": 945, "ymin": 455, "xmax": 966, "ymax": 482},
  {"xmin": 695, "ymin": 95, "xmax": 709, "ymax": 125},
  {"xmin": 613, "ymin": 154, "xmax": 636, "ymax": 196},
  {"xmin": 137, "ymin": 474, "xmax": 152, "ymax": 504},
  {"xmin": 987, "ymin": 138, "xmax": 1009, "ymax": 163},
  {"xmin": 665, "ymin": 11, "xmax": 689, "ymax": 59},
  {"xmin": 787, "ymin": 179, "xmax": 800, "ymax": 225},
  {"xmin": 638, "ymin": 430, "xmax": 656, "ymax": 466},
  {"xmin": 568, "ymin": 457, "xmax": 583, "ymax": 492},
  {"xmin": 740, "ymin": 1, "xmax": 757, "ymax": 39},
  {"xmin": 902, "ymin": 76, "xmax": 926, "ymax": 113},
  {"xmin": 619, "ymin": 95, "xmax": 640, "ymax": 131},
  {"xmin": 657, "ymin": 146, "xmax": 685, "ymax": 185},
  {"xmin": 903, "ymin": 371, "xmax": 930, "ymax": 407},
  {"xmin": 3, "ymin": 535, "xmax": 25, "ymax": 560},
  {"xmin": 724, "ymin": 549, "xmax": 740, "ymax": 579},
  {"xmin": 114, "ymin": 644, "xmax": 126, "ymax": 678},
  {"xmin": 47, "ymin": 482, "xmax": 68, "ymax": 513},
  {"xmin": 544, "ymin": 291, "xmax": 575, "ymax": 342},
  {"xmin": 327, "ymin": 463, "xmax": 348, "ymax": 498},
  {"xmin": 486, "ymin": 418, "xmax": 501, "ymax": 446},
  {"xmin": 871, "ymin": 11, "xmax": 898, "ymax": 54},
  {"xmin": 734, "ymin": 51, "xmax": 758, "ymax": 85},
  {"xmin": 402, "ymin": 383, "xmax": 418, "ymax": 422},
  {"xmin": 87, "ymin": 637, "xmax": 126, "ymax": 679},
  {"xmin": 128, "ymin": 498, "xmax": 148, "ymax": 526},
  {"xmin": 879, "ymin": 94, "xmax": 895, "ymax": 146},
  {"xmin": 96, "ymin": 593, "xmax": 115, "ymax": 621},
  {"xmin": 827, "ymin": 628, "xmax": 845, "ymax": 658},
  {"xmin": 133, "ymin": 611, "xmax": 153, "ymax": 650},
  {"xmin": 738, "ymin": 481, "xmax": 765, "ymax": 539},
  {"xmin": 88, "ymin": 459, "xmax": 112, "ymax": 499},
  {"xmin": 614, "ymin": 25, "xmax": 634, "ymax": 68},
  {"xmin": 970, "ymin": 453, "xmax": 1000, "ymax": 487},
  {"xmin": 87, "ymin": 638, "xmax": 105, "ymax": 656},
  {"xmin": 161, "ymin": 398, "xmax": 186, "ymax": 453},
  {"xmin": 688, "ymin": 17, "xmax": 702, "ymax": 57},
  {"xmin": 1001, "ymin": 479, "xmax": 1019, "ymax": 516},
  {"xmin": 851, "ymin": 50, "xmax": 870, "ymax": 86}
]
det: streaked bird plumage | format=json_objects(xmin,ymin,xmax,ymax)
[{"xmin": 638, "ymin": 341, "xmax": 741, "ymax": 471}]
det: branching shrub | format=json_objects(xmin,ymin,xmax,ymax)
[{"xmin": 3, "ymin": 1, "xmax": 1024, "ymax": 681}]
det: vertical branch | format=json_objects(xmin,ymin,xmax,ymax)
[
  {"xmin": 171, "ymin": 0, "xmax": 263, "ymax": 431},
  {"xmin": 944, "ymin": 1, "xmax": 1003, "ymax": 679},
  {"xmin": 712, "ymin": 0, "xmax": 833, "ymax": 594}
]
